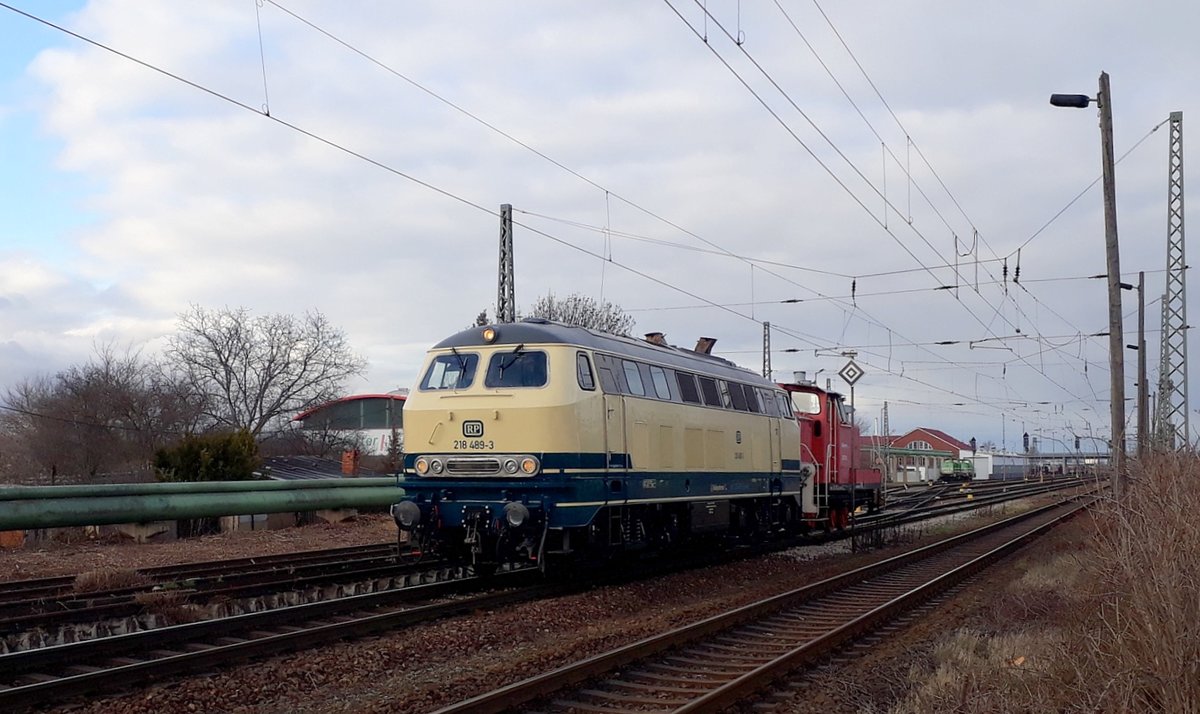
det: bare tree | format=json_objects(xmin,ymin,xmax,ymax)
[
  {"xmin": 527, "ymin": 293, "xmax": 635, "ymax": 336},
  {"xmin": 165, "ymin": 306, "xmax": 367, "ymax": 437},
  {"xmin": 1, "ymin": 343, "xmax": 203, "ymax": 484}
]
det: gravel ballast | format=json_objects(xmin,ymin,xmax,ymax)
[{"xmin": 26, "ymin": 496, "xmax": 1071, "ymax": 714}]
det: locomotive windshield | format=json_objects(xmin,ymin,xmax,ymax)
[
  {"xmin": 791, "ymin": 391, "xmax": 821, "ymax": 415},
  {"xmin": 420, "ymin": 352, "xmax": 479, "ymax": 390},
  {"xmin": 485, "ymin": 349, "xmax": 548, "ymax": 388}
]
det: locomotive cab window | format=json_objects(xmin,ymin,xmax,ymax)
[
  {"xmin": 649, "ymin": 366, "xmax": 672, "ymax": 400},
  {"xmin": 421, "ymin": 352, "xmax": 479, "ymax": 390},
  {"xmin": 698, "ymin": 376, "xmax": 721, "ymax": 407},
  {"xmin": 484, "ymin": 348, "xmax": 548, "ymax": 388},
  {"xmin": 791, "ymin": 391, "xmax": 821, "ymax": 415},
  {"xmin": 835, "ymin": 398, "xmax": 853, "ymax": 425},
  {"xmin": 728, "ymin": 382, "xmax": 749, "ymax": 411},
  {"xmin": 677, "ymin": 372, "xmax": 701, "ymax": 404},
  {"xmin": 744, "ymin": 386, "xmax": 762, "ymax": 413},
  {"xmin": 622, "ymin": 360, "xmax": 646, "ymax": 396},
  {"xmin": 716, "ymin": 380, "xmax": 733, "ymax": 409},
  {"xmin": 776, "ymin": 392, "xmax": 793, "ymax": 418},
  {"xmin": 576, "ymin": 352, "xmax": 596, "ymax": 391}
]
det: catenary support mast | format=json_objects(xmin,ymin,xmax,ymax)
[
  {"xmin": 1158, "ymin": 112, "xmax": 1188, "ymax": 447},
  {"xmin": 762, "ymin": 322, "xmax": 772, "ymax": 378},
  {"xmin": 497, "ymin": 204, "xmax": 515, "ymax": 323}
]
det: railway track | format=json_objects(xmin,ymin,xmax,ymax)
[
  {"xmin": 433, "ymin": 494, "xmax": 1091, "ymax": 714},
  {"xmin": 0, "ymin": 478, "xmax": 1085, "ymax": 644},
  {"xmin": 0, "ymin": 542, "xmax": 477, "ymax": 643},
  {"xmin": 0, "ymin": 479, "xmax": 1090, "ymax": 710},
  {"xmin": 0, "ymin": 568, "xmax": 552, "ymax": 711},
  {"xmin": 0, "ymin": 540, "xmax": 400, "ymax": 604},
  {"xmin": 0, "ymin": 546, "xmax": 464, "ymax": 642},
  {"xmin": 850, "ymin": 476, "xmax": 1090, "ymax": 536}
]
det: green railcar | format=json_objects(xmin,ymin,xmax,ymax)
[{"xmin": 938, "ymin": 458, "xmax": 974, "ymax": 483}]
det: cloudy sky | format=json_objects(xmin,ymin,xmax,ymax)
[{"xmin": 2, "ymin": 0, "xmax": 1197, "ymax": 451}]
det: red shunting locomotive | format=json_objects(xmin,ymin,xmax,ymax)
[{"xmin": 779, "ymin": 371, "xmax": 884, "ymax": 529}]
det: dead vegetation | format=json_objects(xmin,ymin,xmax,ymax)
[
  {"xmin": 1071, "ymin": 452, "xmax": 1200, "ymax": 712},
  {"xmin": 72, "ymin": 568, "xmax": 152, "ymax": 593},
  {"xmin": 133, "ymin": 590, "xmax": 205, "ymax": 625},
  {"xmin": 890, "ymin": 453, "xmax": 1200, "ymax": 713}
]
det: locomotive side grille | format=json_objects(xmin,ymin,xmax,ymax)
[{"xmin": 445, "ymin": 457, "xmax": 502, "ymax": 475}]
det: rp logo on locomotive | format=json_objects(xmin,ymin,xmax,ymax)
[{"xmin": 462, "ymin": 420, "xmax": 484, "ymax": 438}]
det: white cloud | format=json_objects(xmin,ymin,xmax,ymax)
[{"xmin": 2, "ymin": 0, "xmax": 1198, "ymax": 446}]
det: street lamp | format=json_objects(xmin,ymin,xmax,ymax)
[{"xmin": 1050, "ymin": 71, "xmax": 1126, "ymax": 500}]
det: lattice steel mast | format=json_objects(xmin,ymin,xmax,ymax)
[
  {"xmin": 497, "ymin": 203, "xmax": 515, "ymax": 323},
  {"xmin": 1157, "ymin": 112, "xmax": 1188, "ymax": 447},
  {"xmin": 762, "ymin": 322, "xmax": 772, "ymax": 378}
]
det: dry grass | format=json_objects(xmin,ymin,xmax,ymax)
[
  {"xmin": 891, "ymin": 629, "xmax": 1064, "ymax": 714},
  {"xmin": 72, "ymin": 568, "xmax": 152, "ymax": 593},
  {"xmin": 1068, "ymin": 453, "xmax": 1200, "ymax": 712},
  {"xmin": 890, "ymin": 453, "xmax": 1200, "ymax": 713},
  {"xmin": 133, "ymin": 590, "xmax": 205, "ymax": 625},
  {"xmin": 890, "ymin": 545, "xmax": 1088, "ymax": 713}
]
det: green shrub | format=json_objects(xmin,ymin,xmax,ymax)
[{"xmin": 154, "ymin": 430, "xmax": 260, "ymax": 482}]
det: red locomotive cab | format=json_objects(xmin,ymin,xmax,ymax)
[{"xmin": 780, "ymin": 372, "xmax": 884, "ymax": 527}]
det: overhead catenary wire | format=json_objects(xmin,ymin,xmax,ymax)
[
  {"xmin": 263, "ymin": 0, "xmax": 1095, "ymax": 424},
  {"xmin": 0, "ymin": 4, "xmax": 838, "ymax": 348},
  {"xmin": 5, "ymin": 2, "xmax": 1116, "ymax": 432},
  {"xmin": 624, "ymin": 269, "xmax": 1167, "ymax": 311},
  {"xmin": 2, "ymin": 1, "xmax": 1028, "ymax": 429},
  {"xmin": 667, "ymin": 0, "xmax": 1095, "ymax": 419},
  {"xmin": 800, "ymin": 0, "xmax": 1168, "ymax": 393},
  {"xmin": 260, "ymin": 0, "xmax": 1012, "ymax": 405}
]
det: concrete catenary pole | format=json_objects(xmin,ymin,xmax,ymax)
[
  {"xmin": 1137, "ymin": 271, "xmax": 1148, "ymax": 458},
  {"xmin": 1098, "ymin": 72, "xmax": 1126, "ymax": 498}
]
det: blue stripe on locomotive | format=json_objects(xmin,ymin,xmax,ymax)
[{"xmin": 400, "ymin": 451, "xmax": 807, "ymax": 529}]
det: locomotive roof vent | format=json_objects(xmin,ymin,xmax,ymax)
[
  {"xmin": 693, "ymin": 337, "xmax": 717, "ymax": 354},
  {"xmin": 644, "ymin": 331, "xmax": 668, "ymax": 346},
  {"xmin": 794, "ymin": 371, "xmax": 811, "ymax": 385}
]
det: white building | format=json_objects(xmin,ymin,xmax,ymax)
[
  {"xmin": 293, "ymin": 391, "xmax": 407, "ymax": 456},
  {"xmin": 960, "ymin": 450, "xmax": 1029, "ymax": 480}
]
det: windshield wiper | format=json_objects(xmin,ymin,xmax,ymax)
[
  {"xmin": 497, "ymin": 344, "xmax": 525, "ymax": 377},
  {"xmin": 449, "ymin": 347, "xmax": 469, "ymax": 388}
]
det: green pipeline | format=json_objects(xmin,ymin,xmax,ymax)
[{"xmin": 0, "ymin": 479, "xmax": 405, "ymax": 531}]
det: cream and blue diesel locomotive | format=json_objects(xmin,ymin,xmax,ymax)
[{"xmin": 390, "ymin": 319, "xmax": 816, "ymax": 569}]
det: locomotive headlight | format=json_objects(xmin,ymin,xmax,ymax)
[
  {"xmin": 390, "ymin": 501, "xmax": 422, "ymax": 529},
  {"xmin": 504, "ymin": 458, "xmax": 519, "ymax": 474},
  {"xmin": 503, "ymin": 501, "xmax": 530, "ymax": 528},
  {"xmin": 519, "ymin": 456, "xmax": 540, "ymax": 475},
  {"xmin": 414, "ymin": 457, "xmax": 430, "ymax": 475},
  {"xmin": 430, "ymin": 458, "xmax": 445, "ymax": 474},
  {"xmin": 482, "ymin": 327, "xmax": 497, "ymax": 343}
]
